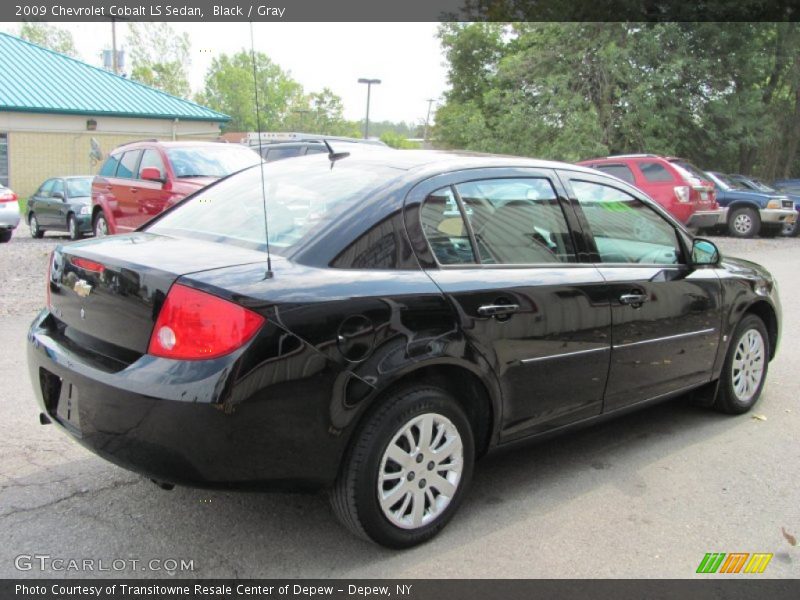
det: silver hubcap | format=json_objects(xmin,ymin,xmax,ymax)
[
  {"xmin": 733, "ymin": 213, "xmax": 753, "ymax": 234},
  {"xmin": 732, "ymin": 329, "xmax": 765, "ymax": 403},
  {"xmin": 378, "ymin": 413, "xmax": 463, "ymax": 530},
  {"xmin": 96, "ymin": 218, "xmax": 107, "ymax": 236}
]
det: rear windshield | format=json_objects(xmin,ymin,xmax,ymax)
[
  {"xmin": 669, "ymin": 160, "xmax": 708, "ymax": 182},
  {"xmin": 166, "ymin": 145, "xmax": 261, "ymax": 178},
  {"xmin": 147, "ymin": 157, "xmax": 399, "ymax": 255}
]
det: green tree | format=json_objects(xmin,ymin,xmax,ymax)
[
  {"xmin": 127, "ymin": 23, "xmax": 191, "ymax": 98},
  {"xmin": 285, "ymin": 88, "xmax": 361, "ymax": 136},
  {"xmin": 19, "ymin": 23, "xmax": 78, "ymax": 57},
  {"xmin": 197, "ymin": 50, "xmax": 304, "ymax": 132}
]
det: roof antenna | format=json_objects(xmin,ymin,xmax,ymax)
[
  {"xmin": 250, "ymin": 22, "xmax": 273, "ymax": 279},
  {"xmin": 322, "ymin": 139, "xmax": 350, "ymax": 170}
]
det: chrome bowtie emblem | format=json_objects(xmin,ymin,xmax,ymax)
[{"xmin": 74, "ymin": 279, "xmax": 92, "ymax": 298}]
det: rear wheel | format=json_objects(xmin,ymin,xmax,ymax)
[
  {"xmin": 93, "ymin": 213, "xmax": 108, "ymax": 237},
  {"xmin": 0, "ymin": 229, "xmax": 11, "ymax": 243},
  {"xmin": 29, "ymin": 214, "xmax": 44, "ymax": 239},
  {"xmin": 728, "ymin": 207, "xmax": 760, "ymax": 238},
  {"xmin": 714, "ymin": 314, "xmax": 769, "ymax": 414},
  {"xmin": 331, "ymin": 385, "xmax": 474, "ymax": 548},
  {"xmin": 68, "ymin": 215, "xmax": 82, "ymax": 241}
]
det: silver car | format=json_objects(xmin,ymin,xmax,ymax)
[{"xmin": 0, "ymin": 185, "xmax": 20, "ymax": 243}]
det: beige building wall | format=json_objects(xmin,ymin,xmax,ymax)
[{"xmin": 0, "ymin": 111, "xmax": 223, "ymax": 199}]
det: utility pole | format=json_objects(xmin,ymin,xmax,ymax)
[
  {"xmin": 358, "ymin": 78, "xmax": 381, "ymax": 139},
  {"xmin": 423, "ymin": 98, "xmax": 436, "ymax": 148},
  {"xmin": 111, "ymin": 20, "xmax": 118, "ymax": 74}
]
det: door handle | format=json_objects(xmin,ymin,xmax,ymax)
[
  {"xmin": 478, "ymin": 303, "xmax": 520, "ymax": 317},
  {"xmin": 619, "ymin": 293, "xmax": 649, "ymax": 306}
]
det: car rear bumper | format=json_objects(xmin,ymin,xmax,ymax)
[
  {"xmin": 26, "ymin": 310, "xmax": 344, "ymax": 490},
  {"xmin": 0, "ymin": 209, "xmax": 20, "ymax": 229},
  {"xmin": 686, "ymin": 209, "xmax": 724, "ymax": 229}
]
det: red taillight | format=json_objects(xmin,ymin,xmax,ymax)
[
  {"xmin": 148, "ymin": 284, "xmax": 264, "ymax": 360},
  {"xmin": 71, "ymin": 257, "xmax": 105, "ymax": 274},
  {"xmin": 0, "ymin": 193, "xmax": 16, "ymax": 203}
]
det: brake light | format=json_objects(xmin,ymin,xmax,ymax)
[
  {"xmin": 71, "ymin": 257, "xmax": 105, "ymax": 274},
  {"xmin": 0, "ymin": 192, "xmax": 16, "ymax": 203},
  {"xmin": 148, "ymin": 284, "xmax": 264, "ymax": 360},
  {"xmin": 674, "ymin": 186, "xmax": 691, "ymax": 203}
]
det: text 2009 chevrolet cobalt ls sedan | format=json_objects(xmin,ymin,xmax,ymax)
[{"xmin": 27, "ymin": 150, "xmax": 780, "ymax": 548}]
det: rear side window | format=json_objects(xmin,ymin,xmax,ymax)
[
  {"xmin": 457, "ymin": 178, "xmax": 576, "ymax": 264},
  {"xmin": 593, "ymin": 164, "xmax": 635, "ymax": 184},
  {"xmin": 639, "ymin": 161, "xmax": 675, "ymax": 182},
  {"xmin": 116, "ymin": 150, "xmax": 142, "ymax": 179},
  {"xmin": 420, "ymin": 187, "xmax": 476, "ymax": 265},
  {"xmin": 99, "ymin": 154, "xmax": 120, "ymax": 177}
]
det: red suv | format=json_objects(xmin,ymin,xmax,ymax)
[
  {"xmin": 91, "ymin": 140, "xmax": 261, "ymax": 236},
  {"xmin": 577, "ymin": 154, "xmax": 722, "ymax": 231}
]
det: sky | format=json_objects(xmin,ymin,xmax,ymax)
[{"xmin": 0, "ymin": 22, "xmax": 449, "ymax": 125}]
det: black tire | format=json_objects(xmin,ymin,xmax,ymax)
[
  {"xmin": 781, "ymin": 217, "xmax": 800, "ymax": 238},
  {"xmin": 29, "ymin": 214, "xmax": 44, "ymax": 239},
  {"xmin": 331, "ymin": 385, "xmax": 475, "ymax": 548},
  {"xmin": 0, "ymin": 229, "xmax": 11, "ymax": 243},
  {"xmin": 67, "ymin": 214, "xmax": 82, "ymax": 241},
  {"xmin": 728, "ymin": 206, "xmax": 760, "ymax": 238},
  {"xmin": 714, "ymin": 314, "xmax": 770, "ymax": 414},
  {"xmin": 93, "ymin": 213, "xmax": 109, "ymax": 237}
]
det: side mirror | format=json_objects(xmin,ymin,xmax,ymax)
[
  {"xmin": 52, "ymin": 191, "xmax": 65, "ymax": 201},
  {"xmin": 140, "ymin": 167, "xmax": 164, "ymax": 183},
  {"xmin": 692, "ymin": 238, "xmax": 720, "ymax": 266}
]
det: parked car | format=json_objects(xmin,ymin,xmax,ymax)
[
  {"xmin": 728, "ymin": 174, "xmax": 800, "ymax": 237},
  {"xmin": 0, "ymin": 184, "xmax": 19, "ymax": 243},
  {"xmin": 91, "ymin": 140, "xmax": 262, "ymax": 236},
  {"xmin": 246, "ymin": 132, "xmax": 388, "ymax": 162},
  {"xmin": 705, "ymin": 171, "xmax": 796, "ymax": 238},
  {"xmin": 27, "ymin": 176, "xmax": 94, "ymax": 241},
  {"xmin": 29, "ymin": 150, "xmax": 780, "ymax": 548},
  {"xmin": 577, "ymin": 154, "xmax": 722, "ymax": 231}
]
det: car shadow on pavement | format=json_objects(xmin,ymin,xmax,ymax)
[{"xmin": 0, "ymin": 393, "xmax": 750, "ymax": 579}]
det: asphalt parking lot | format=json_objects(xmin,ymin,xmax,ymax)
[{"xmin": 0, "ymin": 225, "xmax": 797, "ymax": 579}]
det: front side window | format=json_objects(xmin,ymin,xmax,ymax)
[
  {"xmin": 571, "ymin": 180, "xmax": 681, "ymax": 265},
  {"xmin": 138, "ymin": 149, "xmax": 166, "ymax": 178},
  {"xmin": 50, "ymin": 179, "xmax": 65, "ymax": 198},
  {"xmin": 116, "ymin": 150, "xmax": 142, "ymax": 179},
  {"xmin": 456, "ymin": 178, "xmax": 576, "ymax": 264},
  {"xmin": 37, "ymin": 179, "xmax": 55, "ymax": 197}
]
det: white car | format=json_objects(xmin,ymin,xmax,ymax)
[{"xmin": 0, "ymin": 185, "xmax": 20, "ymax": 243}]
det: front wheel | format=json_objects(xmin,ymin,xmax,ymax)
[
  {"xmin": 68, "ymin": 215, "xmax": 83, "ymax": 241},
  {"xmin": 331, "ymin": 385, "xmax": 474, "ymax": 548},
  {"xmin": 782, "ymin": 217, "xmax": 800, "ymax": 238},
  {"xmin": 93, "ymin": 213, "xmax": 109, "ymax": 237},
  {"xmin": 714, "ymin": 314, "xmax": 769, "ymax": 414},
  {"xmin": 29, "ymin": 214, "xmax": 44, "ymax": 239},
  {"xmin": 728, "ymin": 207, "xmax": 760, "ymax": 238}
]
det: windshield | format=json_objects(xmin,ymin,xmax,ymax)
[
  {"xmin": 165, "ymin": 145, "xmax": 261, "ymax": 178},
  {"xmin": 706, "ymin": 171, "xmax": 742, "ymax": 191},
  {"xmin": 743, "ymin": 178, "xmax": 775, "ymax": 193},
  {"xmin": 66, "ymin": 177, "xmax": 92, "ymax": 198},
  {"xmin": 147, "ymin": 157, "xmax": 401, "ymax": 255}
]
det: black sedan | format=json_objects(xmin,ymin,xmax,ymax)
[
  {"xmin": 27, "ymin": 150, "xmax": 781, "ymax": 548},
  {"xmin": 28, "ymin": 176, "xmax": 94, "ymax": 240}
]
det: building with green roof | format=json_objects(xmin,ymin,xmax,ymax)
[{"xmin": 0, "ymin": 32, "xmax": 230, "ymax": 198}]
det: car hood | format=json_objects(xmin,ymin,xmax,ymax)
[
  {"xmin": 720, "ymin": 255, "xmax": 774, "ymax": 283},
  {"xmin": 69, "ymin": 195, "xmax": 91, "ymax": 205},
  {"xmin": 719, "ymin": 189, "xmax": 785, "ymax": 202}
]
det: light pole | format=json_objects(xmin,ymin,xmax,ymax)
[
  {"xmin": 358, "ymin": 78, "xmax": 381, "ymax": 139},
  {"xmin": 423, "ymin": 98, "xmax": 436, "ymax": 148}
]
